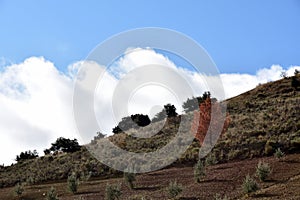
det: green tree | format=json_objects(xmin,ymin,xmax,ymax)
[
  {"xmin": 49, "ymin": 137, "xmax": 81, "ymax": 153},
  {"xmin": 291, "ymin": 76, "xmax": 300, "ymax": 89},
  {"xmin": 15, "ymin": 150, "xmax": 38, "ymax": 162},
  {"xmin": 182, "ymin": 91, "xmax": 211, "ymax": 113},
  {"xmin": 112, "ymin": 114, "xmax": 151, "ymax": 134},
  {"xmin": 152, "ymin": 104, "xmax": 178, "ymax": 123}
]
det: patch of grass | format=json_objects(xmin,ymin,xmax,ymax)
[
  {"xmin": 256, "ymin": 161, "xmax": 271, "ymax": 182},
  {"xmin": 67, "ymin": 173, "xmax": 79, "ymax": 194},
  {"xmin": 14, "ymin": 182, "xmax": 24, "ymax": 197},
  {"xmin": 274, "ymin": 148, "xmax": 284, "ymax": 159},
  {"xmin": 105, "ymin": 183, "xmax": 122, "ymax": 200},
  {"xmin": 205, "ymin": 153, "xmax": 218, "ymax": 166},
  {"xmin": 46, "ymin": 187, "xmax": 59, "ymax": 200},
  {"xmin": 124, "ymin": 172, "xmax": 136, "ymax": 189},
  {"xmin": 194, "ymin": 160, "xmax": 206, "ymax": 183},
  {"xmin": 242, "ymin": 174, "xmax": 259, "ymax": 194},
  {"xmin": 167, "ymin": 180, "xmax": 182, "ymax": 199}
]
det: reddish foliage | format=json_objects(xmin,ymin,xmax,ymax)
[{"xmin": 191, "ymin": 97, "xmax": 230, "ymax": 145}]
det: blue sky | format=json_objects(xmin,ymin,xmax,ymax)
[{"xmin": 1, "ymin": 0, "xmax": 300, "ymax": 73}]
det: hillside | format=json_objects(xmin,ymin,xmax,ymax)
[{"xmin": 0, "ymin": 74, "xmax": 299, "ymax": 199}]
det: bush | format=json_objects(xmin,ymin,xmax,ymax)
[
  {"xmin": 167, "ymin": 180, "xmax": 182, "ymax": 199},
  {"xmin": 194, "ymin": 160, "xmax": 206, "ymax": 183},
  {"xmin": 112, "ymin": 114, "xmax": 151, "ymax": 134},
  {"xmin": 256, "ymin": 161, "xmax": 271, "ymax": 182},
  {"xmin": 105, "ymin": 184, "xmax": 122, "ymax": 200},
  {"xmin": 15, "ymin": 150, "xmax": 38, "ymax": 162},
  {"xmin": 264, "ymin": 139, "xmax": 277, "ymax": 155},
  {"xmin": 242, "ymin": 174, "xmax": 259, "ymax": 194},
  {"xmin": 50, "ymin": 137, "xmax": 81, "ymax": 153},
  {"xmin": 67, "ymin": 173, "xmax": 79, "ymax": 194},
  {"xmin": 80, "ymin": 171, "xmax": 92, "ymax": 182},
  {"xmin": 205, "ymin": 153, "xmax": 217, "ymax": 166},
  {"xmin": 274, "ymin": 148, "xmax": 284, "ymax": 159},
  {"xmin": 124, "ymin": 172, "xmax": 136, "ymax": 189},
  {"xmin": 46, "ymin": 187, "xmax": 59, "ymax": 200},
  {"xmin": 14, "ymin": 182, "xmax": 24, "ymax": 197}
]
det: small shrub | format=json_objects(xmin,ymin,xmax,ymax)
[
  {"xmin": 242, "ymin": 175, "xmax": 259, "ymax": 194},
  {"xmin": 194, "ymin": 160, "xmax": 206, "ymax": 183},
  {"xmin": 26, "ymin": 176, "xmax": 35, "ymax": 185},
  {"xmin": 205, "ymin": 153, "xmax": 217, "ymax": 166},
  {"xmin": 67, "ymin": 173, "xmax": 79, "ymax": 194},
  {"xmin": 46, "ymin": 187, "xmax": 59, "ymax": 200},
  {"xmin": 105, "ymin": 184, "xmax": 122, "ymax": 200},
  {"xmin": 124, "ymin": 172, "xmax": 136, "ymax": 189},
  {"xmin": 264, "ymin": 139, "xmax": 276, "ymax": 155},
  {"xmin": 167, "ymin": 180, "xmax": 182, "ymax": 199},
  {"xmin": 14, "ymin": 182, "xmax": 24, "ymax": 197},
  {"xmin": 80, "ymin": 171, "xmax": 92, "ymax": 182},
  {"xmin": 214, "ymin": 193, "xmax": 229, "ymax": 200},
  {"xmin": 256, "ymin": 161, "xmax": 271, "ymax": 182},
  {"xmin": 274, "ymin": 148, "xmax": 284, "ymax": 159}
]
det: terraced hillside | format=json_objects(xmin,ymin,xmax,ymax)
[{"xmin": 0, "ymin": 74, "xmax": 299, "ymax": 199}]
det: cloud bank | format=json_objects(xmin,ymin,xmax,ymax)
[{"xmin": 0, "ymin": 49, "xmax": 299, "ymax": 165}]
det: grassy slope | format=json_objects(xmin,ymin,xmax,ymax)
[{"xmin": 0, "ymin": 74, "xmax": 299, "ymax": 198}]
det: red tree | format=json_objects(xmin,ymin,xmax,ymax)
[{"xmin": 191, "ymin": 97, "xmax": 230, "ymax": 145}]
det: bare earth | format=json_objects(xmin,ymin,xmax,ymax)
[{"xmin": 1, "ymin": 154, "xmax": 300, "ymax": 200}]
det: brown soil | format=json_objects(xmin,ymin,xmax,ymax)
[{"xmin": 1, "ymin": 154, "xmax": 299, "ymax": 200}]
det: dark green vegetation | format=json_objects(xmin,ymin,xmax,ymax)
[
  {"xmin": 45, "ymin": 137, "xmax": 81, "ymax": 154},
  {"xmin": 112, "ymin": 114, "xmax": 151, "ymax": 134},
  {"xmin": 0, "ymin": 73, "xmax": 299, "ymax": 199},
  {"xmin": 15, "ymin": 150, "xmax": 38, "ymax": 162}
]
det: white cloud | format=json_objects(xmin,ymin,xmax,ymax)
[
  {"xmin": 0, "ymin": 50, "xmax": 299, "ymax": 165},
  {"xmin": 0, "ymin": 57, "xmax": 77, "ymax": 165},
  {"xmin": 221, "ymin": 65, "xmax": 300, "ymax": 98}
]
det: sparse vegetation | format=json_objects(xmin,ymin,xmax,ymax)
[
  {"xmin": 46, "ymin": 187, "xmax": 59, "ymax": 200},
  {"xmin": 124, "ymin": 172, "xmax": 136, "ymax": 189},
  {"xmin": 194, "ymin": 160, "xmax": 206, "ymax": 183},
  {"xmin": 256, "ymin": 161, "xmax": 271, "ymax": 181},
  {"xmin": 105, "ymin": 183, "xmax": 122, "ymax": 200},
  {"xmin": 0, "ymin": 75, "xmax": 300, "ymax": 199},
  {"xmin": 205, "ymin": 152, "xmax": 218, "ymax": 166},
  {"xmin": 274, "ymin": 148, "xmax": 284, "ymax": 159},
  {"xmin": 67, "ymin": 173, "xmax": 79, "ymax": 194},
  {"xmin": 242, "ymin": 174, "xmax": 259, "ymax": 194},
  {"xmin": 167, "ymin": 180, "xmax": 182, "ymax": 199},
  {"xmin": 14, "ymin": 182, "xmax": 24, "ymax": 197}
]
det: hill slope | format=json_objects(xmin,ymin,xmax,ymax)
[{"xmin": 0, "ymin": 74, "xmax": 299, "ymax": 199}]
